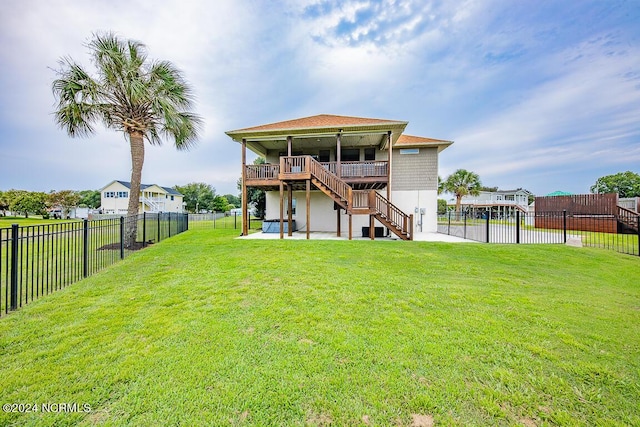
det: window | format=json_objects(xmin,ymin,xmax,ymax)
[
  {"xmin": 399, "ymin": 148, "xmax": 419, "ymax": 155},
  {"xmin": 171, "ymin": 195, "xmax": 174, "ymax": 201},
  {"xmin": 104, "ymin": 191, "xmax": 115, "ymax": 198},
  {"xmin": 319, "ymin": 150, "xmax": 331, "ymax": 162},
  {"xmin": 117, "ymin": 191, "xmax": 128, "ymax": 198},
  {"xmin": 341, "ymin": 148, "xmax": 360, "ymax": 161},
  {"xmin": 279, "ymin": 151, "xmax": 303, "ymax": 157},
  {"xmin": 364, "ymin": 148, "xmax": 376, "ymax": 161}
]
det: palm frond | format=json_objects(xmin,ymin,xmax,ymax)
[{"xmin": 52, "ymin": 32, "xmax": 201, "ymax": 149}]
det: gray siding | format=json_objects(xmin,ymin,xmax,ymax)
[{"xmin": 391, "ymin": 147, "xmax": 438, "ymax": 191}]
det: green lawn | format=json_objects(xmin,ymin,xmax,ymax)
[
  {"xmin": 0, "ymin": 229, "xmax": 639, "ymax": 426},
  {"xmin": 0, "ymin": 216, "xmax": 81, "ymax": 227}
]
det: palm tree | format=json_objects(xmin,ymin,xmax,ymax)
[
  {"xmin": 443, "ymin": 169, "xmax": 481, "ymax": 217},
  {"xmin": 52, "ymin": 32, "xmax": 202, "ymax": 246}
]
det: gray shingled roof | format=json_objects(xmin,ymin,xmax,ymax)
[{"xmin": 115, "ymin": 180, "xmax": 183, "ymax": 196}]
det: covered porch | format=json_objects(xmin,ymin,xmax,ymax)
[{"xmin": 227, "ymin": 114, "xmax": 412, "ymax": 240}]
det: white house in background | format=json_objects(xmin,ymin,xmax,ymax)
[
  {"xmin": 455, "ymin": 189, "xmax": 533, "ymax": 217},
  {"xmin": 227, "ymin": 114, "xmax": 453, "ymax": 240},
  {"xmin": 100, "ymin": 180, "xmax": 185, "ymax": 214}
]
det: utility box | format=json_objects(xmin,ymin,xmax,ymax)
[{"xmin": 362, "ymin": 226, "xmax": 385, "ymax": 238}]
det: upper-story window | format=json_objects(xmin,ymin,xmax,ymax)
[
  {"xmin": 117, "ymin": 191, "xmax": 128, "ymax": 198},
  {"xmin": 341, "ymin": 148, "xmax": 360, "ymax": 161},
  {"xmin": 364, "ymin": 148, "xmax": 376, "ymax": 161},
  {"xmin": 318, "ymin": 150, "xmax": 330, "ymax": 162},
  {"xmin": 104, "ymin": 191, "xmax": 115, "ymax": 198}
]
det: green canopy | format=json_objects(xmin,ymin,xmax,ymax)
[{"xmin": 546, "ymin": 190, "xmax": 573, "ymax": 196}]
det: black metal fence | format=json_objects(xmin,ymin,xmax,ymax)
[
  {"xmin": 0, "ymin": 213, "xmax": 188, "ymax": 316},
  {"xmin": 187, "ymin": 212, "xmax": 262, "ymax": 230},
  {"xmin": 438, "ymin": 210, "xmax": 640, "ymax": 257}
]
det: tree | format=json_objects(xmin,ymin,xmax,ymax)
[
  {"xmin": 48, "ymin": 190, "xmax": 81, "ymax": 218},
  {"xmin": 78, "ymin": 190, "xmax": 101, "ymax": 208},
  {"xmin": 437, "ymin": 198, "xmax": 447, "ymax": 215},
  {"xmin": 52, "ymin": 32, "xmax": 202, "ymax": 246},
  {"xmin": 442, "ymin": 169, "xmax": 482, "ymax": 215},
  {"xmin": 212, "ymin": 195, "xmax": 229, "ymax": 212},
  {"xmin": 590, "ymin": 171, "xmax": 640, "ymax": 198},
  {"xmin": 223, "ymin": 194, "xmax": 241, "ymax": 208},
  {"xmin": 0, "ymin": 191, "xmax": 8, "ymax": 216},
  {"xmin": 237, "ymin": 157, "xmax": 267, "ymax": 219},
  {"xmin": 10, "ymin": 191, "xmax": 48, "ymax": 218},
  {"xmin": 174, "ymin": 182, "xmax": 215, "ymax": 213}
]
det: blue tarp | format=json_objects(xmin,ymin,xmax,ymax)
[{"xmin": 262, "ymin": 220, "xmax": 297, "ymax": 233}]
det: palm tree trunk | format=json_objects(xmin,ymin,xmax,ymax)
[
  {"xmin": 455, "ymin": 195, "xmax": 462, "ymax": 221},
  {"xmin": 126, "ymin": 131, "xmax": 145, "ymax": 247}
]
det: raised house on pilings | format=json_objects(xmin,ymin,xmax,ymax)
[{"xmin": 226, "ymin": 114, "xmax": 453, "ymax": 240}]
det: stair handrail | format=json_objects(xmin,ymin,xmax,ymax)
[
  {"xmin": 372, "ymin": 191, "xmax": 412, "ymax": 240},
  {"xmin": 307, "ymin": 156, "xmax": 352, "ymax": 207},
  {"xmin": 141, "ymin": 196, "xmax": 161, "ymax": 212},
  {"xmin": 618, "ymin": 205, "xmax": 639, "ymax": 231}
]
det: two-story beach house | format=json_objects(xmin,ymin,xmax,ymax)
[
  {"xmin": 227, "ymin": 114, "xmax": 453, "ymax": 240},
  {"xmin": 455, "ymin": 189, "xmax": 533, "ymax": 218},
  {"xmin": 100, "ymin": 180, "xmax": 184, "ymax": 214}
]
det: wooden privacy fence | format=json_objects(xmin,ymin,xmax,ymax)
[{"xmin": 534, "ymin": 193, "xmax": 630, "ymax": 233}]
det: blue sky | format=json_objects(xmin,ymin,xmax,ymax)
[{"xmin": 1, "ymin": 0, "xmax": 639, "ymax": 197}]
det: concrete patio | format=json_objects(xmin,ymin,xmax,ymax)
[{"xmin": 238, "ymin": 231, "xmax": 476, "ymax": 242}]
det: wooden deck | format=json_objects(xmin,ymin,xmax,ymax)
[{"xmin": 245, "ymin": 158, "xmax": 388, "ymax": 190}]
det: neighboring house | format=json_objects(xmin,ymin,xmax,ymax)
[
  {"xmin": 226, "ymin": 114, "xmax": 453, "ymax": 240},
  {"xmin": 100, "ymin": 180, "xmax": 184, "ymax": 214},
  {"xmin": 455, "ymin": 189, "xmax": 533, "ymax": 217}
]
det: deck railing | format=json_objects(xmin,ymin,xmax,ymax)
[
  {"xmin": 247, "ymin": 159, "xmax": 389, "ymax": 182},
  {"xmin": 320, "ymin": 161, "xmax": 388, "ymax": 178},
  {"xmin": 280, "ymin": 155, "xmax": 307, "ymax": 174},
  {"xmin": 246, "ymin": 163, "xmax": 280, "ymax": 180},
  {"xmin": 352, "ymin": 191, "xmax": 371, "ymax": 210}
]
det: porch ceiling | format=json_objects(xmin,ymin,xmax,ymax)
[{"xmin": 226, "ymin": 114, "xmax": 408, "ymax": 156}]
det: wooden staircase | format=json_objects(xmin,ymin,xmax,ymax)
[
  {"xmin": 281, "ymin": 156, "xmax": 413, "ymax": 240},
  {"xmin": 617, "ymin": 205, "xmax": 639, "ymax": 234}
]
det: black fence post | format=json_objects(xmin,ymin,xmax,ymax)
[
  {"xmin": 486, "ymin": 211, "xmax": 490, "ymax": 243},
  {"xmin": 234, "ymin": 211, "xmax": 237, "ymax": 229},
  {"xmin": 119, "ymin": 216, "xmax": 125, "ymax": 259},
  {"xmin": 447, "ymin": 210, "xmax": 451, "ymax": 235},
  {"xmin": 168, "ymin": 212, "xmax": 172, "ymax": 238},
  {"xmin": 10, "ymin": 224, "xmax": 18, "ymax": 311},
  {"xmin": 637, "ymin": 215, "xmax": 640, "ymax": 257},
  {"xmin": 157, "ymin": 213, "xmax": 161, "ymax": 242},
  {"xmin": 143, "ymin": 212, "xmax": 147, "ymax": 248},
  {"xmin": 83, "ymin": 219, "xmax": 89, "ymax": 278},
  {"xmin": 516, "ymin": 210, "xmax": 521, "ymax": 244},
  {"xmin": 563, "ymin": 210, "xmax": 567, "ymax": 244},
  {"xmin": 185, "ymin": 213, "xmax": 189, "ymax": 232},
  {"xmin": 463, "ymin": 210, "xmax": 467, "ymax": 240}
]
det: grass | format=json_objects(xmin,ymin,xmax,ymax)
[
  {"xmin": 0, "ymin": 217, "xmax": 185, "ymax": 314},
  {"xmin": 0, "ymin": 229, "xmax": 639, "ymax": 426},
  {"xmin": 0, "ymin": 216, "xmax": 81, "ymax": 227}
]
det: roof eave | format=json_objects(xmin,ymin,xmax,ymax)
[
  {"xmin": 395, "ymin": 140, "xmax": 454, "ymax": 152},
  {"xmin": 226, "ymin": 121, "xmax": 409, "ymax": 142}
]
